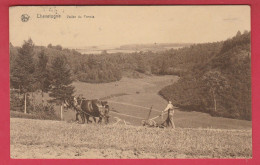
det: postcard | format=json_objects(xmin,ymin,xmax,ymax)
[{"xmin": 9, "ymin": 6, "xmax": 251, "ymax": 159}]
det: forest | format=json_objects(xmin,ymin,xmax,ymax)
[{"xmin": 10, "ymin": 31, "xmax": 251, "ymax": 120}]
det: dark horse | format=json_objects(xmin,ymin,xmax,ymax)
[
  {"xmin": 81, "ymin": 99, "xmax": 110, "ymax": 124},
  {"xmin": 65, "ymin": 96, "xmax": 109, "ymax": 124}
]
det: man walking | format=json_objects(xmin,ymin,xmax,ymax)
[
  {"xmin": 73, "ymin": 95, "xmax": 84, "ymax": 123},
  {"xmin": 162, "ymin": 101, "xmax": 175, "ymax": 129}
]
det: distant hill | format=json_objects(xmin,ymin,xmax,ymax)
[
  {"xmin": 119, "ymin": 43, "xmax": 193, "ymax": 51},
  {"xmin": 66, "ymin": 43, "xmax": 193, "ymax": 55},
  {"xmin": 159, "ymin": 31, "xmax": 251, "ymax": 120}
]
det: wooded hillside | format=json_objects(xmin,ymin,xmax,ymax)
[{"xmin": 159, "ymin": 31, "xmax": 251, "ymax": 120}]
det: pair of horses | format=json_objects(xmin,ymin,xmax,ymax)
[{"xmin": 64, "ymin": 96, "xmax": 110, "ymax": 124}]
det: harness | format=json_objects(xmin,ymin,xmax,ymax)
[
  {"xmin": 73, "ymin": 98, "xmax": 109, "ymax": 118},
  {"xmin": 74, "ymin": 104, "xmax": 96, "ymax": 118}
]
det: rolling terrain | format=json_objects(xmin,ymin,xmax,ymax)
[
  {"xmin": 18, "ymin": 75, "xmax": 252, "ymax": 129},
  {"xmin": 10, "ymin": 75, "xmax": 252, "ymax": 158},
  {"xmin": 62, "ymin": 75, "xmax": 251, "ymax": 129}
]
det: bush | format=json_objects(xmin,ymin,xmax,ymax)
[
  {"xmin": 10, "ymin": 90, "xmax": 23, "ymax": 112},
  {"xmin": 10, "ymin": 102, "xmax": 59, "ymax": 120},
  {"xmin": 30, "ymin": 103, "xmax": 59, "ymax": 120}
]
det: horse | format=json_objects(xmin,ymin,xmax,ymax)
[
  {"xmin": 64, "ymin": 96, "xmax": 109, "ymax": 124},
  {"xmin": 80, "ymin": 99, "xmax": 110, "ymax": 124}
]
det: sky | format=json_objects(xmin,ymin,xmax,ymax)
[{"xmin": 9, "ymin": 6, "xmax": 250, "ymax": 48}]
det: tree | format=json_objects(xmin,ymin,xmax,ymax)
[
  {"xmin": 202, "ymin": 71, "xmax": 228, "ymax": 112},
  {"xmin": 159, "ymin": 60, "xmax": 169, "ymax": 75},
  {"xmin": 10, "ymin": 38, "xmax": 36, "ymax": 114},
  {"xmin": 49, "ymin": 55, "xmax": 74, "ymax": 120},
  {"xmin": 47, "ymin": 44, "xmax": 52, "ymax": 49},
  {"xmin": 101, "ymin": 50, "xmax": 108, "ymax": 55},
  {"xmin": 10, "ymin": 43, "xmax": 19, "ymax": 89},
  {"xmin": 243, "ymin": 30, "xmax": 249, "ymax": 34},
  {"xmin": 35, "ymin": 50, "xmax": 51, "ymax": 100},
  {"xmin": 55, "ymin": 45, "xmax": 63, "ymax": 51},
  {"xmin": 236, "ymin": 30, "xmax": 242, "ymax": 37}
]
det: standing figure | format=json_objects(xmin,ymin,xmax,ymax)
[
  {"xmin": 73, "ymin": 95, "xmax": 84, "ymax": 123},
  {"xmin": 161, "ymin": 101, "xmax": 175, "ymax": 129}
]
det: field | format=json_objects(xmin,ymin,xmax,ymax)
[
  {"xmin": 63, "ymin": 75, "xmax": 251, "ymax": 129},
  {"xmin": 11, "ymin": 75, "xmax": 252, "ymax": 158},
  {"xmin": 11, "ymin": 118, "xmax": 252, "ymax": 158}
]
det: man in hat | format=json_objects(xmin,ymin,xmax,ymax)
[{"xmin": 162, "ymin": 101, "xmax": 175, "ymax": 129}]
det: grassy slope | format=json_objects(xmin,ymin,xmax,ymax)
[
  {"xmin": 10, "ymin": 118, "xmax": 252, "ymax": 158},
  {"xmin": 72, "ymin": 76, "xmax": 251, "ymax": 129},
  {"xmin": 11, "ymin": 76, "xmax": 252, "ymax": 158},
  {"xmin": 28, "ymin": 75, "xmax": 251, "ymax": 129}
]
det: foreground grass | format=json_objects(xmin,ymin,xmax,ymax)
[{"xmin": 11, "ymin": 118, "xmax": 252, "ymax": 158}]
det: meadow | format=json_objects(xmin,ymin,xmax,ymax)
[{"xmin": 60, "ymin": 75, "xmax": 251, "ymax": 129}]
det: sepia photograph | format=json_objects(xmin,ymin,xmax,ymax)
[{"xmin": 9, "ymin": 6, "xmax": 251, "ymax": 159}]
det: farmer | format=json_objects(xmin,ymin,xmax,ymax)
[
  {"xmin": 161, "ymin": 101, "xmax": 175, "ymax": 129},
  {"xmin": 73, "ymin": 95, "xmax": 84, "ymax": 122}
]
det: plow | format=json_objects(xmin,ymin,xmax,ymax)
[
  {"xmin": 141, "ymin": 106, "xmax": 167, "ymax": 128},
  {"xmin": 109, "ymin": 103, "xmax": 168, "ymax": 128}
]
